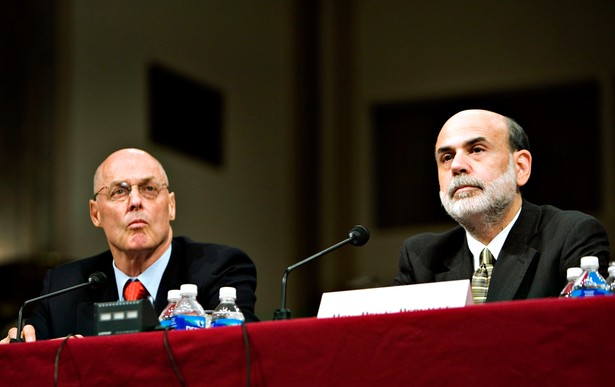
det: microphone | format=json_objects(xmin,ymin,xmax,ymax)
[
  {"xmin": 11, "ymin": 271, "xmax": 108, "ymax": 343},
  {"xmin": 273, "ymin": 225, "xmax": 370, "ymax": 320}
]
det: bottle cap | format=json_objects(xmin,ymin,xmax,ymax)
[
  {"xmin": 579, "ymin": 256, "xmax": 599, "ymax": 270},
  {"xmin": 168, "ymin": 289, "xmax": 182, "ymax": 301},
  {"xmin": 180, "ymin": 283, "xmax": 198, "ymax": 296},
  {"xmin": 566, "ymin": 267, "xmax": 583, "ymax": 280},
  {"xmin": 219, "ymin": 286, "xmax": 237, "ymax": 299}
]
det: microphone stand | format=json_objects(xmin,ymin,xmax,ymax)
[
  {"xmin": 11, "ymin": 281, "xmax": 96, "ymax": 343},
  {"xmin": 273, "ymin": 236, "xmax": 354, "ymax": 320}
]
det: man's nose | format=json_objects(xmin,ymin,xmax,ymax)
[
  {"xmin": 127, "ymin": 186, "xmax": 143, "ymax": 209},
  {"xmin": 450, "ymin": 153, "xmax": 470, "ymax": 175}
]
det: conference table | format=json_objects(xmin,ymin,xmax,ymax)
[{"xmin": 1, "ymin": 296, "xmax": 613, "ymax": 386}]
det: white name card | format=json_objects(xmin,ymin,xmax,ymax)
[{"xmin": 317, "ymin": 279, "xmax": 473, "ymax": 318}]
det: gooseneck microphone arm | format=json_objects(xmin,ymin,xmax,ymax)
[
  {"xmin": 275, "ymin": 237, "xmax": 352, "ymax": 320},
  {"xmin": 274, "ymin": 225, "xmax": 370, "ymax": 320},
  {"xmin": 11, "ymin": 272, "xmax": 108, "ymax": 343}
]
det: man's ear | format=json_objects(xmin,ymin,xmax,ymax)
[
  {"xmin": 168, "ymin": 192, "xmax": 176, "ymax": 221},
  {"xmin": 89, "ymin": 199, "xmax": 102, "ymax": 227},
  {"xmin": 515, "ymin": 150, "xmax": 532, "ymax": 187}
]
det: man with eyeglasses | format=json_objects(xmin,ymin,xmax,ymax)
[{"xmin": 2, "ymin": 148, "xmax": 259, "ymax": 342}]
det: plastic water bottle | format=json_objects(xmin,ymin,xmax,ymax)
[
  {"xmin": 211, "ymin": 287, "xmax": 245, "ymax": 327},
  {"xmin": 606, "ymin": 265, "xmax": 615, "ymax": 293},
  {"xmin": 570, "ymin": 256, "xmax": 611, "ymax": 297},
  {"xmin": 158, "ymin": 289, "xmax": 181, "ymax": 328},
  {"xmin": 559, "ymin": 267, "xmax": 583, "ymax": 298},
  {"xmin": 171, "ymin": 284, "xmax": 207, "ymax": 330}
]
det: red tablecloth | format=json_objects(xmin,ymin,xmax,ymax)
[{"xmin": 1, "ymin": 296, "xmax": 613, "ymax": 386}]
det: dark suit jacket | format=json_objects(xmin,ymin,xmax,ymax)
[
  {"xmin": 27, "ymin": 236, "xmax": 258, "ymax": 339},
  {"xmin": 394, "ymin": 200, "xmax": 611, "ymax": 301}
]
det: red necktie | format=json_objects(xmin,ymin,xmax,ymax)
[{"xmin": 124, "ymin": 280, "xmax": 149, "ymax": 301}]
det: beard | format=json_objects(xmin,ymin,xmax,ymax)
[{"xmin": 439, "ymin": 156, "xmax": 518, "ymax": 231}]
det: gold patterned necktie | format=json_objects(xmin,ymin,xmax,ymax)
[
  {"xmin": 123, "ymin": 279, "xmax": 149, "ymax": 301},
  {"xmin": 471, "ymin": 248, "xmax": 494, "ymax": 304}
]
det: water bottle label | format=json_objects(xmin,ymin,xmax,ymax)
[
  {"xmin": 211, "ymin": 318, "xmax": 243, "ymax": 327},
  {"xmin": 159, "ymin": 319, "xmax": 173, "ymax": 328},
  {"xmin": 172, "ymin": 314, "xmax": 207, "ymax": 330},
  {"xmin": 570, "ymin": 288, "xmax": 611, "ymax": 297}
]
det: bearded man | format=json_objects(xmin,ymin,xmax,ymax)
[{"xmin": 393, "ymin": 109, "xmax": 610, "ymax": 302}]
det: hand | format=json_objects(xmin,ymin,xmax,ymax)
[
  {"xmin": 52, "ymin": 334, "xmax": 84, "ymax": 341},
  {"xmin": 0, "ymin": 324, "xmax": 36, "ymax": 344}
]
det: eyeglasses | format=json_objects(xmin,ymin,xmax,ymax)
[{"xmin": 94, "ymin": 182, "xmax": 169, "ymax": 201}]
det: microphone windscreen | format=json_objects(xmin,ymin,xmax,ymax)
[
  {"xmin": 89, "ymin": 271, "xmax": 108, "ymax": 290},
  {"xmin": 349, "ymin": 225, "xmax": 370, "ymax": 246}
]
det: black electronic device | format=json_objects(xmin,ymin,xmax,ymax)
[{"xmin": 94, "ymin": 299, "xmax": 159, "ymax": 336}]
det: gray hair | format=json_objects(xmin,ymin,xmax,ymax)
[{"xmin": 505, "ymin": 116, "xmax": 530, "ymax": 152}]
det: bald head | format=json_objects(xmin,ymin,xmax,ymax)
[
  {"xmin": 438, "ymin": 109, "xmax": 529, "ymax": 155},
  {"xmin": 445, "ymin": 109, "xmax": 505, "ymax": 124},
  {"xmin": 438, "ymin": 110, "xmax": 505, "ymax": 149},
  {"xmin": 93, "ymin": 148, "xmax": 169, "ymax": 195}
]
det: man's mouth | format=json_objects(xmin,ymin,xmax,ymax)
[
  {"xmin": 451, "ymin": 185, "xmax": 481, "ymax": 198},
  {"xmin": 128, "ymin": 219, "xmax": 147, "ymax": 228}
]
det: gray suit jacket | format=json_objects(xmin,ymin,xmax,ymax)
[{"xmin": 394, "ymin": 200, "xmax": 611, "ymax": 301}]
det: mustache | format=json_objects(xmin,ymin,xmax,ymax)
[{"xmin": 447, "ymin": 175, "xmax": 485, "ymax": 197}]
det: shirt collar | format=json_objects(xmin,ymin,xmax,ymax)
[
  {"xmin": 113, "ymin": 244, "xmax": 172, "ymax": 303},
  {"xmin": 466, "ymin": 206, "xmax": 522, "ymax": 269}
]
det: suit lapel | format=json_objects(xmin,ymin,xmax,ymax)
[
  {"xmin": 155, "ymin": 238, "xmax": 182, "ymax": 313},
  {"xmin": 487, "ymin": 200, "xmax": 541, "ymax": 301},
  {"xmin": 488, "ymin": 246, "xmax": 538, "ymax": 300},
  {"xmin": 436, "ymin": 234, "xmax": 475, "ymax": 282}
]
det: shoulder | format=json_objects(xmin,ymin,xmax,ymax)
[
  {"xmin": 171, "ymin": 236, "xmax": 253, "ymax": 262},
  {"xmin": 168, "ymin": 236, "xmax": 257, "ymax": 288},
  {"xmin": 42, "ymin": 252, "xmax": 113, "ymax": 289},
  {"xmin": 522, "ymin": 200, "xmax": 605, "ymax": 231}
]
